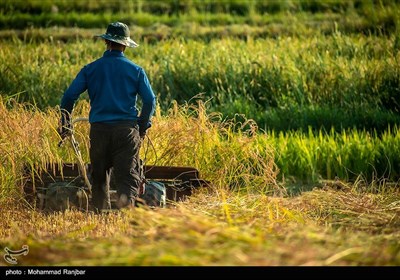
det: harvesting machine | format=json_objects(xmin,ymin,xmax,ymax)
[{"xmin": 23, "ymin": 118, "xmax": 210, "ymax": 211}]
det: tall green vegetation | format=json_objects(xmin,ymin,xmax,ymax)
[
  {"xmin": 0, "ymin": 0, "xmax": 399, "ymax": 38},
  {"xmin": 2, "ymin": 0, "xmax": 397, "ymax": 14},
  {"xmin": 267, "ymin": 126, "xmax": 400, "ymax": 183},
  {"xmin": 1, "ymin": 34, "xmax": 399, "ymax": 132}
]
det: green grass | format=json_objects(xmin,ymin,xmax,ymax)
[
  {"xmin": 1, "ymin": 0, "xmax": 398, "ymax": 34},
  {"xmin": 0, "ymin": 0, "xmax": 370, "ymax": 15},
  {"xmin": 268, "ymin": 126, "xmax": 400, "ymax": 183},
  {"xmin": 1, "ymin": 33, "xmax": 399, "ymax": 132}
]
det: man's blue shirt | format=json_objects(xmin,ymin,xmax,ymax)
[{"xmin": 61, "ymin": 50, "xmax": 156, "ymax": 127}]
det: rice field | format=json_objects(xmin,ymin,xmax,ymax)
[{"xmin": 0, "ymin": 0, "xmax": 399, "ymax": 267}]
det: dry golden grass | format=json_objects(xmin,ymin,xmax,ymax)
[
  {"xmin": 1, "ymin": 186, "xmax": 399, "ymax": 266},
  {"xmin": 0, "ymin": 97, "xmax": 63, "ymax": 201}
]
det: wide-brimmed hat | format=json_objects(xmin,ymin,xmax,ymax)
[{"xmin": 95, "ymin": 22, "xmax": 138, "ymax": 48}]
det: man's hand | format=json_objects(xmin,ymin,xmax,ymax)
[
  {"xmin": 58, "ymin": 109, "xmax": 72, "ymax": 144},
  {"xmin": 138, "ymin": 120, "xmax": 151, "ymax": 140},
  {"xmin": 139, "ymin": 128, "xmax": 146, "ymax": 139},
  {"xmin": 58, "ymin": 123, "xmax": 72, "ymax": 140}
]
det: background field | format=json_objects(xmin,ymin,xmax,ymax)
[{"xmin": 0, "ymin": 0, "xmax": 399, "ymax": 266}]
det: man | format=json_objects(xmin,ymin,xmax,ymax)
[{"xmin": 58, "ymin": 22, "xmax": 156, "ymax": 212}]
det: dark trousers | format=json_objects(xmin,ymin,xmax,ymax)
[{"xmin": 89, "ymin": 122, "xmax": 141, "ymax": 211}]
